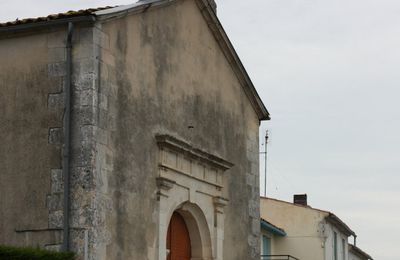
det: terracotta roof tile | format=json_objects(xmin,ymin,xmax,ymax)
[{"xmin": 0, "ymin": 6, "xmax": 115, "ymax": 27}]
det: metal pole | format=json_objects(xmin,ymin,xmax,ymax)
[
  {"xmin": 63, "ymin": 22, "xmax": 73, "ymax": 252},
  {"xmin": 264, "ymin": 130, "xmax": 268, "ymax": 197}
]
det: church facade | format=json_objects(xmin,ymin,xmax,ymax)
[{"xmin": 0, "ymin": 0, "xmax": 269, "ymax": 259}]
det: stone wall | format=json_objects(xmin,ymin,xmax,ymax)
[
  {"xmin": 0, "ymin": 28, "xmax": 66, "ymax": 248},
  {"xmin": 0, "ymin": 24, "xmax": 110, "ymax": 258},
  {"xmin": 0, "ymin": 1, "xmax": 264, "ymax": 259},
  {"xmin": 97, "ymin": 0, "xmax": 261, "ymax": 259}
]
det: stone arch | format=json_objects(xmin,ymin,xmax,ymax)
[
  {"xmin": 155, "ymin": 135, "xmax": 232, "ymax": 260},
  {"xmin": 166, "ymin": 201, "xmax": 213, "ymax": 260}
]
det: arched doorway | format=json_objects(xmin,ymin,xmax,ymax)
[{"xmin": 167, "ymin": 212, "xmax": 191, "ymax": 260}]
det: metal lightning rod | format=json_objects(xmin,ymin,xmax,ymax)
[{"xmin": 264, "ymin": 130, "xmax": 269, "ymax": 197}]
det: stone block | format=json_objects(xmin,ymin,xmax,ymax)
[
  {"xmin": 70, "ymin": 206, "xmax": 93, "ymax": 227},
  {"xmin": 247, "ymin": 234, "xmax": 258, "ymax": 248},
  {"xmin": 44, "ymin": 244, "xmax": 62, "ymax": 252},
  {"xmin": 80, "ymin": 125, "xmax": 95, "ymax": 142},
  {"xmin": 73, "ymin": 57, "xmax": 97, "ymax": 75},
  {"xmin": 251, "ymin": 217, "xmax": 260, "ymax": 234},
  {"xmin": 248, "ymin": 200, "xmax": 259, "ymax": 218},
  {"xmin": 48, "ymin": 62, "xmax": 66, "ymax": 77},
  {"xmin": 75, "ymin": 106, "xmax": 97, "ymax": 126},
  {"xmin": 49, "ymin": 210, "xmax": 63, "ymax": 229},
  {"xmin": 47, "ymin": 193, "xmax": 63, "ymax": 211},
  {"xmin": 73, "ymin": 71, "xmax": 97, "ymax": 91},
  {"xmin": 49, "ymin": 128, "xmax": 63, "ymax": 145},
  {"xmin": 79, "ymin": 89, "xmax": 97, "ymax": 107},
  {"xmin": 71, "ymin": 144, "xmax": 95, "ymax": 168},
  {"xmin": 70, "ymin": 167, "xmax": 94, "ymax": 190},
  {"xmin": 246, "ymin": 174, "xmax": 255, "ymax": 186},
  {"xmin": 51, "ymin": 169, "xmax": 63, "ymax": 193},
  {"xmin": 48, "ymin": 93, "xmax": 65, "ymax": 110},
  {"xmin": 69, "ymin": 229, "xmax": 86, "ymax": 257}
]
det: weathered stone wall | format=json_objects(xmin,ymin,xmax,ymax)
[
  {"xmin": 0, "ymin": 1, "xmax": 263, "ymax": 259},
  {"xmin": 0, "ymin": 29, "xmax": 66, "ymax": 249},
  {"xmin": 96, "ymin": 0, "xmax": 261, "ymax": 259},
  {"xmin": 68, "ymin": 25, "xmax": 106, "ymax": 259},
  {"xmin": 0, "ymin": 25, "xmax": 106, "ymax": 256}
]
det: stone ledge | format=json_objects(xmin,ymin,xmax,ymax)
[{"xmin": 156, "ymin": 134, "xmax": 234, "ymax": 171}]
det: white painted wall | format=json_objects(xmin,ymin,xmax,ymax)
[{"xmin": 324, "ymin": 223, "xmax": 349, "ymax": 260}]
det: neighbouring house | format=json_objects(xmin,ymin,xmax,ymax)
[
  {"xmin": 0, "ymin": 0, "xmax": 270, "ymax": 259},
  {"xmin": 348, "ymin": 244, "xmax": 373, "ymax": 260},
  {"xmin": 260, "ymin": 195, "xmax": 373, "ymax": 260}
]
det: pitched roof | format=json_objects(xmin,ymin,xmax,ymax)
[
  {"xmin": 261, "ymin": 196, "xmax": 356, "ymax": 237},
  {"xmin": 0, "ymin": 0, "xmax": 270, "ymax": 121},
  {"xmin": 349, "ymin": 244, "xmax": 374, "ymax": 260}
]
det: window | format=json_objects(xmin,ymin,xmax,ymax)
[
  {"xmin": 261, "ymin": 235, "xmax": 271, "ymax": 256},
  {"xmin": 334, "ymin": 232, "xmax": 338, "ymax": 260}
]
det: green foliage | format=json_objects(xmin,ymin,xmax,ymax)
[{"xmin": 0, "ymin": 245, "xmax": 75, "ymax": 260}]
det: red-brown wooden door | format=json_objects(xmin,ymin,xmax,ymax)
[{"xmin": 167, "ymin": 212, "xmax": 191, "ymax": 260}]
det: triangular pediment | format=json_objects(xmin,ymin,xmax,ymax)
[{"xmin": 95, "ymin": 0, "xmax": 270, "ymax": 120}]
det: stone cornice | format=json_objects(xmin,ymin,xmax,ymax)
[{"xmin": 156, "ymin": 134, "xmax": 234, "ymax": 171}]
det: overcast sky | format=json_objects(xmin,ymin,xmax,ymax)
[
  {"xmin": 217, "ymin": 1, "xmax": 400, "ymax": 259},
  {"xmin": 1, "ymin": 0, "xmax": 399, "ymax": 259}
]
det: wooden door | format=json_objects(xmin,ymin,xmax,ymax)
[{"xmin": 167, "ymin": 212, "xmax": 191, "ymax": 260}]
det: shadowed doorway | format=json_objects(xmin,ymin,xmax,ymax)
[{"xmin": 167, "ymin": 212, "xmax": 191, "ymax": 260}]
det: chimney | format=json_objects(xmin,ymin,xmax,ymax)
[
  {"xmin": 293, "ymin": 194, "xmax": 307, "ymax": 206},
  {"xmin": 208, "ymin": 0, "xmax": 217, "ymax": 13}
]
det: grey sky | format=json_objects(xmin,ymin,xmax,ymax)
[
  {"xmin": 217, "ymin": 1, "xmax": 400, "ymax": 259},
  {"xmin": 1, "ymin": 0, "xmax": 399, "ymax": 259}
]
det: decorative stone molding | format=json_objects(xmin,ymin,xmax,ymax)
[
  {"xmin": 156, "ymin": 135, "xmax": 233, "ymax": 189},
  {"xmin": 156, "ymin": 177, "xmax": 176, "ymax": 199},
  {"xmin": 213, "ymin": 196, "xmax": 229, "ymax": 214},
  {"xmin": 156, "ymin": 135, "xmax": 233, "ymax": 170},
  {"xmin": 155, "ymin": 134, "xmax": 232, "ymax": 260}
]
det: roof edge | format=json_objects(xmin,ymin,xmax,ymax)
[
  {"xmin": 94, "ymin": 0, "xmax": 175, "ymax": 20},
  {"xmin": 261, "ymin": 196, "xmax": 331, "ymax": 214},
  {"xmin": 325, "ymin": 213, "xmax": 356, "ymax": 237},
  {"xmin": 0, "ymin": 15, "xmax": 97, "ymax": 36},
  {"xmin": 195, "ymin": 0, "xmax": 270, "ymax": 121},
  {"xmin": 349, "ymin": 244, "xmax": 374, "ymax": 260},
  {"xmin": 261, "ymin": 218, "xmax": 286, "ymax": 236}
]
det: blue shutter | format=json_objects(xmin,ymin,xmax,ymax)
[{"xmin": 262, "ymin": 235, "xmax": 271, "ymax": 255}]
